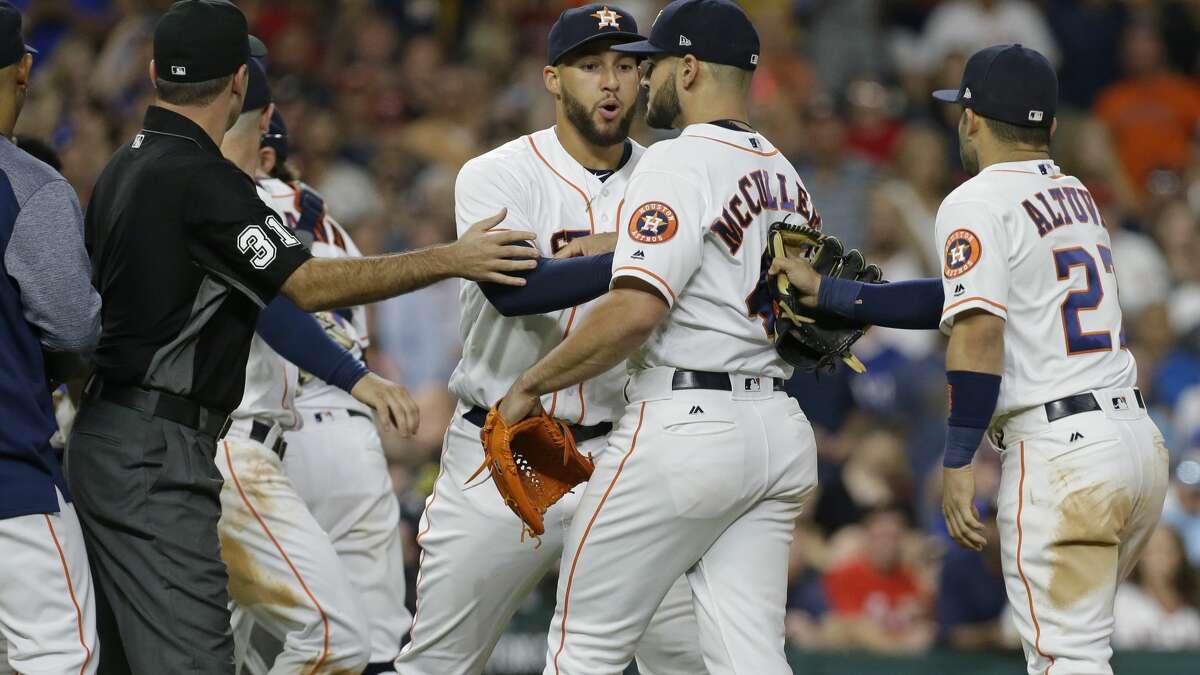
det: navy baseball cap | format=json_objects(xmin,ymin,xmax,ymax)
[
  {"xmin": 241, "ymin": 57, "xmax": 271, "ymax": 112},
  {"xmin": 0, "ymin": 1, "xmax": 36, "ymax": 69},
  {"xmin": 548, "ymin": 4, "xmax": 642, "ymax": 66},
  {"xmin": 612, "ymin": 0, "xmax": 759, "ymax": 71},
  {"xmin": 261, "ymin": 107, "xmax": 288, "ymax": 162},
  {"xmin": 932, "ymin": 44, "xmax": 1057, "ymax": 128},
  {"xmin": 154, "ymin": 0, "xmax": 267, "ymax": 83}
]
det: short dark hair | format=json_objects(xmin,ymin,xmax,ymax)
[
  {"xmin": 983, "ymin": 115, "xmax": 1051, "ymax": 149},
  {"xmin": 154, "ymin": 74, "xmax": 233, "ymax": 106}
]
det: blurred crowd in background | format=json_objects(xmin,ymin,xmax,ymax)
[{"xmin": 15, "ymin": 0, "xmax": 1200, "ymax": 657}]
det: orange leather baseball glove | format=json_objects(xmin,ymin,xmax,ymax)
[{"xmin": 470, "ymin": 405, "xmax": 593, "ymax": 538}]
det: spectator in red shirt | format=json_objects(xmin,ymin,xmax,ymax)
[{"xmin": 823, "ymin": 505, "xmax": 935, "ymax": 653}]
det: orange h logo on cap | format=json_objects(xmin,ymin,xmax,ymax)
[{"xmin": 591, "ymin": 6, "xmax": 621, "ymax": 29}]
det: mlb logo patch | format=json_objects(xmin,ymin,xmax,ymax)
[
  {"xmin": 1112, "ymin": 396, "xmax": 1129, "ymax": 410},
  {"xmin": 131, "ymin": 133, "xmax": 145, "ymax": 149},
  {"xmin": 744, "ymin": 377, "xmax": 762, "ymax": 392},
  {"xmin": 750, "ymin": 54, "xmax": 759, "ymax": 65},
  {"xmin": 1028, "ymin": 110, "xmax": 1044, "ymax": 122},
  {"xmin": 171, "ymin": 65, "xmax": 187, "ymax": 76}
]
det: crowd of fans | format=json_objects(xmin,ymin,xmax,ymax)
[{"xmin": 17, "ymin": 0, "xmax": 1200, "ymax": 656}]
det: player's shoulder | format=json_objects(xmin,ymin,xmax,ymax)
[
  {"xmin": 939, "ymin": 172, "xmax": 1011, "ymax": 213},
  {"xmin": 457, "ymin": 131, "xmax": 543, "ymax": 186},
  {"xmin": 256, "ymin": 176, "xmax": 295, "ymax": 199},
  {"xmin": 633, "ymin": 134, "xmax": 701, "ymax": 175}
]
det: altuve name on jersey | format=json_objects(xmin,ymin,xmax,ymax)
[{"xmin": 1021, "ymin": 185, "xmax": 1102, "ymax": 237}]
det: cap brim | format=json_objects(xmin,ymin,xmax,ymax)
[
  {"xmin": 611, "ymin": 39, "xmax": 668, "ymax": 55},
  {"xmin": 248, "ymin": 35, "xmax": 267, "ymax": 59},
  {"xmin": 931, "ymin": 89, "xmax": 961, "ymax": 103},
  {"xmin": 24, "ymin": 44, "xmax": 37, "ymax": 55}
]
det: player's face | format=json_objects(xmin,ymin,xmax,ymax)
[
  {"xmin": 957, "ymin": 109, "xmax": 980, "ymax": 176},
  {"xmin": 642, "ymin": 56, "xmax": 681, "ymax": 130},
  {"xmin": 558, "ymin": 46, "xmax": 641, "ymax": 147}
]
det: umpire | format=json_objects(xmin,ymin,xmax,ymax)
[{"xmin": 69, "ymin": 1, "xmax": 538, "ymax": 672}]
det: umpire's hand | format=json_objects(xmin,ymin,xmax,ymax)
[
  {"xmin": 351, "ymin": 372, "xmax": 420, "ymax": 436},
  {"xmin": 451, "ymin": 209, "xmax": 540, "ymax": 286}
]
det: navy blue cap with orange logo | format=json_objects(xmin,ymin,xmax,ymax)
[
  {"xmin": 548, "ymin": 4, "xmax": 642, "ymax": 66},
  {"xmin": 613, "ymin": 0, "xmax": 760, "ymax": 71},
  {"xmin": 932, "ymin": 44, "xmax": 1057, "ymax": 129}
]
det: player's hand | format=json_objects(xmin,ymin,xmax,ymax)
[
  {"xmin": 350, "ymin": 372, "xmax": 420, "ymax": 436},
  {"xmin": 941, "ymin": 465, "xmax": 986, "ymax": 551},
  {"xmin": 497, "ymin": 385, "xmax": 542, "ymax": 425},
  {"xmin": 767, "ymin": 255, "xmax": 821, "ymax": 309},
  {"xmin": 451, "ymin": 209, "xmax": 540, "ymax": 286},
  {"xmin": 553, "ymin": 233, "xmax": 618, "ymax": 259}
]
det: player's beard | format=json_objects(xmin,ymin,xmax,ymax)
[
  {"xmin": 645, "ymin": 65, "xmax": 681, "ymax": 130},
  {"xmin": 562, "ymin": 85, "xmax": 635, "ymax": 148},
  {"xmin": 958, "ymin": 111, "xmax": 979, "ymax": 175}
]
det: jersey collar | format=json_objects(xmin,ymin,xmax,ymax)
[
  {"xmin": 141, "ymin": 105, "xmax": 223, "ymax": 157},
  {"xmin": 980, "ymin": 158, "xmax": 1061, "ymax": 177}
]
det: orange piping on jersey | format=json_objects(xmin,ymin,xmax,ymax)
[
  {"xmin": 613, "ymin": 266, "xmax": 677, "ymax": 304},
  {"xmin": 941, "ymin": 296, "xmax": 1007, "ymax": 316},
  {"xmin": 223, "ymin": 441, "xmax": 331, "ymax": 674},
  {"xmin": 1016, "ymin": 442, "xmax": 1057, "ymax": 674},
  {"xmin": 991, "ymin": 169, "xmax": 1037, "ymax": 175},
  {"xmin": 552, "ymin": 403, "xmax": 646, "ymax": 673},
  {"xmin": 403, "ymin": 442, "xmax": 446, "ymax": 657},
  {"xmin": 683, "ymin": 134, "xmax": 780, "ymax": 157},
  {"xmin": 44, "ymin": 514, "xmax": 93, "ymax": 675},
  {"xmin": 527, "ymin": 135, "xmax": 596, "ymax": 233}
]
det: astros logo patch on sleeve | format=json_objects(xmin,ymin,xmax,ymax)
[
  {"xmin": 943, "ymin": 229, "xmax": 981, "ymax": 278},
  {"xmin": 628, "ymin": 202, "xmax": 678, "ymax": 244}
]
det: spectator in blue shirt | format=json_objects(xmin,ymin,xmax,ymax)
[{"xmin": 937, "ymin": 506, "xmax": 1008, "ymax": 649}]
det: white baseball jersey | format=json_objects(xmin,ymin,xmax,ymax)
[
  {"xmin": 447, "ymin": 127, "xmax": 643, "ymax": 425},
  {"xmin": 258, "ymin": 177, "xmax": 370, "ymax": 416},
  {"xmin": 610, "ymin": 123, "xmax": 820, "ymax": 379},
  {"xmin": 935, "ymin": 159, "xmax": 1136, "ymax": 414},
  {"xmin": 227, "ymin": 185, "xmax": 302, "ymax": 429}
]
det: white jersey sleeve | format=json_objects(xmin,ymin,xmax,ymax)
[
  {"xmin": 454, "ymin": 158, "xmax": 537, "ymax": 241},
  {"xmin": 611, "ymin": 170, "xmax": 708, "ymax": 306},
  {"xmin": 936, "ymin": 198, "xmax": 1011, "ymax": 329}
]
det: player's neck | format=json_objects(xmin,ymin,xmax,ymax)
[
  {"xmin": 554, "ymin": 123, "xmax": 625, "ymax": 170},
  {"xmin": 978, "ymin": 147, "xmax": 1051, "ymax": 171},
  {"xmin": 155, "ymin": 98, "xmax": 230, "ymax": 147},
  {"xmin": 221, "ymin": 135, "xmax": 260, "ymax": 178},
  {"xmin": 678, "ymin": 102, "xmax": 751, "ymax": 130}
]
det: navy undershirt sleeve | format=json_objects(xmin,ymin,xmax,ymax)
[
  {"xmin": 481, "ymin": 252, "xmax": 615, "ymax": 317},
  {"xmin": 818, "ymin": 276, "xmax": 945, "ymax": 330},
  {"xmin": 255, "ymin": 296, "xmax": 368, "ymax": 392}
]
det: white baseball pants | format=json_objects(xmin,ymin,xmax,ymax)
[
  {"xmin": 283, "ymin": 408, "xmax": 411, "ymax": 664},
  {"xmin": 217, "ymin": 424, "xmax": 370, "ymax": 674},
  {"xmin": 395, "ymin": 402, "xmax": 707, "ymax": 675},
  {"xmin": 993, "ymin": 387, "xmax": 1169, "ymax": 675},
  {"xmin": 543, "ymin": 368, "xmax": 818, "ymax": 675},
  {"xmin": 0, "ymin": 487, "xmax": 97, "ymax": 675}
]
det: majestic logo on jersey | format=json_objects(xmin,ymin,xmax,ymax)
[
  {"xmin": 591, "ymin": 6, "xmax": 621, "ymax": 29},
  {"xmin": 943, "ymin": 229, "xmax": 981, "ymax": 278},
  {"xmin": 629, "ymin": 202, "xmax": 678, "ymax": 244}
]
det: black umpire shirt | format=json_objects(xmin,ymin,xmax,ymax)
[{"xmin": 86, "ymin": 106, "xmax": 311, "ymax": 413}]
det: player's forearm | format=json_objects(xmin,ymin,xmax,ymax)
[
  {"xmin": 481, "ymin": 252, "xmax": 614, "ymax": 316},
  {"xmin": 943, "ymin": 311, "xmax": 1005, "ymax": 468},
  {"xmin": 255, "ymin": 296, "xmax": 368, "ymax": 392},
  {"xmin": 514, "ymin": 288, "xmax": 664, "ymax": 398},
  {"xmin": 818, "ymin": 277, "xmax": 944, "ymax": 330},
  {"xmin": 281, "ymin": 247, "xmax": 456, "ymax": 312}
]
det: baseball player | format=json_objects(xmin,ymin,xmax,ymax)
[
  {"xmin": 771, "ymin": 45, "xmax": 1168, "ymax": 675},
  {"xmin": 396, "ymin": 6, "xmax": 706, "ymax": 674},
  {"xmin": 255, "ymin": 108, "xmax": 411, "ymax": 674},
  {"xmin": 215, "ymin": 59, "xmax": 417, "ymax": 674},
  {"xmin": 497, "ymin": 2, "xmax": 820, "ymax": 673},
  {"xmin": 0, "ymin": 5, "xmax": 100, "ymax": 671}
]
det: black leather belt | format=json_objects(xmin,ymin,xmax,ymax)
[
  {"xmin": 87, "ymin": 377, "xmax": 228, "ymax": 438},
  {"xmin": 1045, "ymin": 389, "xmax": 1144, "ymax": 423},
  {"xmin": 248, "ymin": 420, "xmax": 287, "ymax": 459},
  {"xmin": 463, "ymin": 406, "xmax": 613, "ymax": 443},
  {"xmin": 671, "ymin": 370, "xmax": 785, "ymax": 392}
]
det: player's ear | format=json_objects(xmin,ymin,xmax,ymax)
[
  {"xmin": 259, "ymin": 103, "xmax": 274, "ymax": 134},
  {"xmin": 15, "ymin": 52, "xmax": 31, "ymax": 88},
  {"xmin": 679, "ymin": 54, "xmax": 699, "ymax": 90},
  {"xmin": 231, "ymin": 64, "xmax": 248, "ymax": 98},
  {"xmin": 259, "ymin": 146, "xmax": 275, "ymax": 175},
  {"xmin": 1049, "ymin": 117, "xmax": 1058, "ymax": 139},
  {"xmin": 149, "ymin": 59, "xmax": 157, "ymax": 86},
  {"xmin": 543, "ymin": 65, "xmax": 561, "ymax": 98}
]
